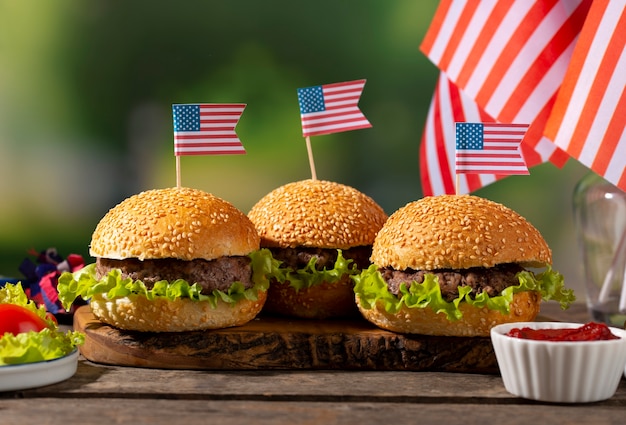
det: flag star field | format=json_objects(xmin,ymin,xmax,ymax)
[
  {"xmin": 455, "ymin": 123, "xmax": 484, "ymax": 150},
  {"xmin": 172, "ymin": 105, "xmax": 201, "ymax": 132},
  {"xmin": 297, "ymin": 86, "xmax": 326, "ymax": 114}
]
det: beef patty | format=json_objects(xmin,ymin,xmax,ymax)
[
  {"xmin": 95, "ymin": 256, "xmax": 254, "ymax": 295},
  {"xmin": 269, "ymin": 246, "xmax": 372, "ymax": 271},
  {"xmin": 380, "ymin": 263, "xmax": 525, "ymax": 302}
]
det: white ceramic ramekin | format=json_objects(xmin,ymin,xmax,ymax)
[{"xmin": 491, "ymin": 322, "xmax": 626, "ymax": 403}]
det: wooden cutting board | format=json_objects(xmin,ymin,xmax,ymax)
[{"xmin": 73, "ymin": 305, "xmax": 499, "ymax": 373}]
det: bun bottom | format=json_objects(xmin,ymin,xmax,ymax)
[
  {"xmin": 356, "ymin": 291, "xmax": 541, "ymax": 337},
  {"xmin": 263, "ymin": 275, "xmax": 359, "ymax": 319},
  {"xmin": 90, "ymin": 290, "xmax": 267, "ymax": 332}
]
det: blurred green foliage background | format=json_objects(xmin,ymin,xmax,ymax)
[{"xmin": 0, "ymin": 0, "xmax": 590, "ymax": 297}]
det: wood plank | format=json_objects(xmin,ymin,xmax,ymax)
[
  {"xmin": 73, "ymin": 306, "xmax": 499, "ymax": 373},
  {"xmin": 15, "ymin": 360, "xmax": 626, "ymax": 402},
  {"xmin": 1, "ymin": 398, "xmax": 625, "ymax": 425}
]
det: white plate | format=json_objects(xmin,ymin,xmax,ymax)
[{"xmin": 0, "ymin": 350, "xmax": 79, "ymax": 392}]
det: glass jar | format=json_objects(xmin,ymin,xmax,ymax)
[{"xmin": 573, "ymin": 172, "xmax": 626, "ymax": 328}]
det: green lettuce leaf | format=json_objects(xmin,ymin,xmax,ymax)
[
  {"xmin": 57, "ymin": 249, "xmax": 274, "ymax": 310},
  {"xmin": 264, "ymin": 249, "xmax": 357, "ymax": 291},
  {"xmin": 0, "ymin": 283, "xmax": 84, "ymax": 366},
  {"xmin": 353, "ymin": 265, "xmax": 576, "ymax": 322}
]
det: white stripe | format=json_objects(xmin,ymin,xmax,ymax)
[
  {"xmin": 534, "ymin": 136, "xmax": 560, "ymax": 162},
  {"xmin": 175, "ymin": 146, "xmax": 245, "ymax": 153},
  {"xmin": 604, "ymin": 128, "xmax": 626, "ymax": 184}
]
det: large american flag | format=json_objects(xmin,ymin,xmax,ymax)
[
  {"xmin": 544, "ymin": 0, "xmax": 626, "ymax": 191},
  {"xmin": 172, "ymin": 103, "xmax": 246, "ymax": 156},
  {"xmin": 419, "ymin": 0, "xmax": 590, "ymax": 195},
  {"xmin": 297, "ymin": 79, "xmax": 371, "ymax": 137},
  {"xmin": 455, "ymin": 122, "xmax": 529, "ymax": 175}
]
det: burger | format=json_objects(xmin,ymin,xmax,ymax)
[
  {"xmin": 247, "ymin": 179, "xmax": 388, "ymax": 319},
  {"xmin": 57, "ymin": 187, "xmax": 273, "ymax": 332},
  {"xmin": 353, "ymin": 194, "xmax": 575, "ymax": 336}
]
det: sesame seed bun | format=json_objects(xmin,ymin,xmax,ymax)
[
  {"xmin": 247, "ymin": 179, "xmax": 387, "ymax": 249},
  {"xmin": 357, "ymin": 195, "xmax": 549, "ymax": 336},
  {"xmin": 89, "ymin": 290, "xmax": 267, "ymax": 332},
  {"xmin": 371, "ymin": 194, "xmax": 551, "ymax": 270},
  {"xmin": 86, "ymin": 187, "xmax": 265, "ymax": 332},
  {"xmin": 91, "ymin": 187, "xmax": 260, "ymax": 261},
  {"xmin": 356, "ymin": 291, "xmax": 541, "ymax": 337},
  {"xmin": 248, "ymin": 179, "xmax": 388, "ymax": 319}
]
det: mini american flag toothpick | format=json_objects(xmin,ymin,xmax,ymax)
[
  {"xmin": 172, "ymin": 103, "xmax": 246, "ymax": 187},
  {"xmin": 296, "ymin": 79, "xmax": 371, "ymax": 180}
]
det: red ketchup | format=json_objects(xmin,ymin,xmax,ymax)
[{"xmin": 506, "ymin": 322, "xmax": 619, "ymax": 341}]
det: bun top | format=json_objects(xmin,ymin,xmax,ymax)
[
  {"xmin": 371, "ymin": 194, "xmax": 552, "ymax": 270},
  {"xmin": 247, "ymin": 179, "xmax": 388, "ymax": 249},
  {"xmin": 90, "ymin": 187, "xmax": 260, "ymax": 261}
]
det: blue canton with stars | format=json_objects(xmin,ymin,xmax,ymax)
[
  {"xmin": 297, "ymin": 86, "xmax": 326, "ymax": 114},
  {"xmin": 173, "ymin": 105, "xmax": 201, "ymax": 131},
  {"xmin": 456, "ymin": 123, "xmax": 484, "ymax": 150}
]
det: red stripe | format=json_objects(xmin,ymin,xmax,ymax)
[
  {"xmin": 175, "ymin": 142, "xmax": 243, "ymax": 148},
  {"xmin": 176, "ymin": 150, "xmax": 245, "ymax": 156},
  {"xmin": 174, "ymin": 134, "xmax": 238, "ymax": 140},
  {"xmin": 618, "ymin": 170, "xmax": 626, "ymax": 192},
  {"xmin": 419, "ymin": 134, "xmax": 434, "ymax": 196},
  {"xmin": 457, "ymin": 169, "xmax": 528, "ymax": 175},
  {"xmin": 435, "ymin": 79, "xmax": 457, "ymax": 194}
]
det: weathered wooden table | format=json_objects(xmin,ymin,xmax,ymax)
[{"xmin": 1, "ymin": 303, "xmax": 625, "ymax": 425}]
